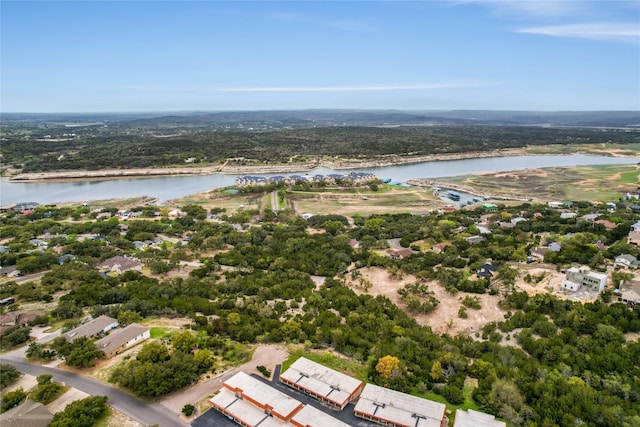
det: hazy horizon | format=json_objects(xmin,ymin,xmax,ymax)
[{"xmin": 2, "ymin": 1, "xmax": 639, "ymax": 113}]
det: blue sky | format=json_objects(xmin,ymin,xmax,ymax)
[{"xmin": 1, "ymin": 0, "xmax": 639, "ymax": 112}]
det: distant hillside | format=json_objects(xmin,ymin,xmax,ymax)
[{"xmin": 2, "ymin": 110, "xmax": 638, "ymax": 129}]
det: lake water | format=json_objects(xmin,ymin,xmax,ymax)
[{"xmin": 1, "ymin": 154, "xmax": 638, "ymax": 205}]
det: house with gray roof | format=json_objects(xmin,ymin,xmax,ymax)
[
  {"xmin": 63, "ymin": 315, "xmax": 117, "ymax": 342},
  {"xmin": 0, "ymin": 399, "xmax": 52, "ymax": 427},
  {"xmin": 615, "ymin": 254, "xmax": 639, "ymax": 269},
  {"xmin": 94, "ymin": 323, "xmax": 150, "ymax": 358},
  {"xmin": 97, "ymin": 256, "xmax": 142, "ymax": 275}
]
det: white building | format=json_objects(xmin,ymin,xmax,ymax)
[
  {"xmin": 453, "ymin": 409, "xmax": 506, "ymax": 427},
  {"xmin": 354, "ymin": 383, "xmax": 447, "ymax": 427},
  {"xmin": 209, "ymin": 372, "xmax": 350, "ymax": 427},
  {"xmin": 279, "ymin": 357, "xmax": 363, "ymax": 409},
  {"xmin": 561, "ymin": 266, "xmax": 608, "ymax": 292}
]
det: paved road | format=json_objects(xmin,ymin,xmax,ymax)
[
  {"xmin": 13, "ymin": 271, "xmax": 48, "ymax": 283},
  {"xmin": 1, "ymin": 354, "xmax": 188, "ymax": 427}
]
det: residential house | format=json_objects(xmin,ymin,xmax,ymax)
[
  {"xmin": 529, "ymin": 247, "xmax": 549, "ymax": 261},
  {"xmin": 548, "ymin": 242, "xmax": 561, "ymax": 252},
  {"xmin": 97, "ymin": 256, "xmax": 142, "ymax": 275},
  {"xmin": 579, "ymin": 213, "xmax": 600, "ymax": 222},
  {"xmin": 168, "ymin": 209, "xmax": 185, "ymax": 219},
  {"xmin": 477, "ymin": 263, "xmax": 498, "ymax": 279},
  {"xmin": 58, "ymin": 254, "xmax": 76, "ymax": 264},
  {"xmin": 0, "ymin": 399, "xmax": 53, "ymax": 427},
  {"xmin": 560, "ymin": 212, "xmax": 577, "ymax": 220},
  {"xmin": 628, "ymin": 231, "xmax": 640, "ymax": 246},
  {"xmin": 615, "ymin": 254, "xmax": 640, "ymax": 269},
  {"xmin": 386, "ymin": 248, "xmax": 415, "ymax": 260},
  {"xmin": 616, "ymin": 280, "xmax": 640, "ymax": 306},
  {"xmin": 466, "ymin": 236, "xmax": 485, "ymax": 244},
  {"xmin": 94, "ymin": 323, "xmax": 150, "ymax": 358},
  {"xmin": 561, "ymin": 266, "xmax": 608, "ymax": 293},
  {"xmin": 63, "ymin": 315, "xmax": 118, "ymax": 342},
  {"xmin": 0, "ymin": 310, "xmax": 45, "ymax": 328},
  {"xmin": 432, "ymin": 242, "xmax": 453, "ymax": 253},
  {"xmin": 511, "ymin": 217, "xmax": 528, "ymax": 225},
  {"xmin": 476, "ymin": 225, "xmax": 492, "ymax": 234},
  {"xmin": 481, "ymin": 203, "xmax": 498, "ymax": 212},
  {"xmin": 29, "ymin": 239, "xmax": 48, "ymax": 249},
  {"xmin": 595, "ymin": 219, "xmax": 617, "ymax": 230}
]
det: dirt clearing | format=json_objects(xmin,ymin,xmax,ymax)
[{"xmin": 344, "ymin": 267, "xmax": 506, "ymax": 335}]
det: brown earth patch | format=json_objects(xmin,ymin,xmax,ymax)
[{"xmin": 344, "ymin": 267, "xmax": 505, "ymax": 336}]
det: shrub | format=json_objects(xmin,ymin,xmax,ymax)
[
  {"xmin": 257, "ymin": 365, "xmax": 271, "ymax": 377},
  {"xmin": 182, "ymin": 404, "xmax": 195, "ymax": 417}
]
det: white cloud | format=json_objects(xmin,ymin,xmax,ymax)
[
  {"xmin": 215, "ymin": 82, "xmax": 492, "ymax": 92},
  {"xmin": 516, "ymin": 22, "xmax": 640, "ymax": 42},
  {"xmin": 453, "ymin": 0, "xmax": 586, "ymax": 18}
]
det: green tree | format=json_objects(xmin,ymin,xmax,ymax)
[
  {"xmin": 1, "ymin": 387, "xmax": 26, "ymax": 413},
  {"xmin": 137, "ymin": 341, "xmax": 170, "ymax": 363},
  {"xmin": 50, "ymin": 396, "xmax": 108, "ymax": 427},
  {"xmin": 172, "ymin": 330, "xmax": 197, "ymax": 354},
  {"xmin": 0, "ymin": 364, "xmax": 21, "ymax": 388},
  {"xmin": 117, "ymin": 310, "xmax": 143, "ymax": 326}
]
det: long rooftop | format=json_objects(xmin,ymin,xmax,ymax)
[
  {"xmin": 354, "ymin": 383, "xmax": 446, "ymax": 427},
  {"xmin": 280, "ymin": 357, "xmax": 363, "ymax": 408}
]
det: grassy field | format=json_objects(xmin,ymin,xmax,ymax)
[
  {"xmin": 448, "ymin": 164, "xmax": 639, "ymax": 202},
  {"xmin": 172, "ymin": 162, "xmax": 639, "ymax": 216},
  {"xmin": 288, "ymin": 184, "xmax": 444, "ymax": 216}
]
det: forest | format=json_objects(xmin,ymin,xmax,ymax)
[
  {"xmin": 2, "ymin": 123, "xmax": 639, "ymax": 173},
  {"xmin": 1, "ymin": 198, "xmax": 639, "ymax": 426}
]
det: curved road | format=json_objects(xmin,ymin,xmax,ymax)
[{"xmin": 2, "ymin": 354, "xmax": 187, "ymax": 427}]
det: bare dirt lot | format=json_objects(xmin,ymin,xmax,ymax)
[{"xmin": 344, "ymin": 267, "xmax": 506, "ymax": 335}]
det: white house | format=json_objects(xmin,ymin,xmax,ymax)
[
  {"xmin": 615, "ymin": 254, "xmax": 639, "ymax": 269},
  {"xmin": 562, "ymin": 266, "xmax": 608, "ymax": 292}
]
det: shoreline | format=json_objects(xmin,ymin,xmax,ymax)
[
  {"xmin": 4, "ymin": 145, "xmax": 635, "ymax": 184},
  {"xmin": 5, "ymin": 148, "xmax": 530, "ymax": 183}
]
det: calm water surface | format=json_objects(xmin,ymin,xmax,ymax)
[{"xmin": 2, "ymin": 154, "xmax": 638, "ymax": 205}]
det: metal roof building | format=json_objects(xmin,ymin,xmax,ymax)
[
  {"xmin": 280, "ymin": 357, "xmax": 363, "ymax": 409},
  {"xmin": 290, "ymin": 404, "xmax": 351, "ymax": 427},
  {"xmin": 210, "ymin": 372, "xmax": 303, "ymax": 426},
  {"xmin": 354, "ymin": 383, "xmax": 447, "ymax": 427},
  {"xmin": 453, "ymin": 409, "xmax": 506, "ymax": 427}
]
